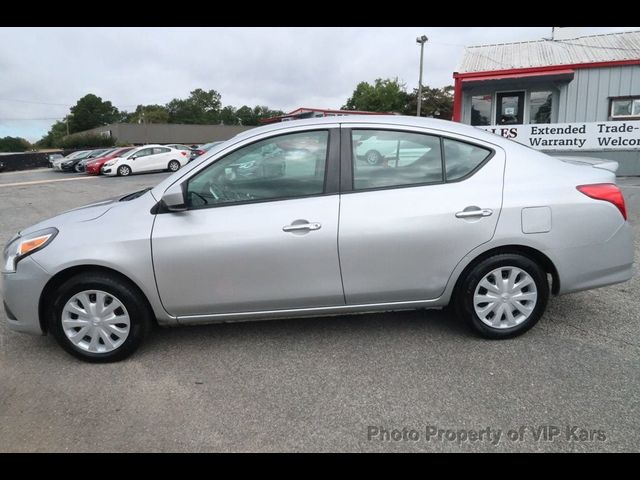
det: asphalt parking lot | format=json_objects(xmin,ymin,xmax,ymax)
[{"xmin": 0, "ymin": 168, "xmax": 638, "ymax": 452}]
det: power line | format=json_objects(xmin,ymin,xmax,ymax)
[
  {"xmin": 545, "ymin": 38, "xmax": 640, "ymax": 53},
  {"xmin": 0, "ymin": 117, "xmax": 64, "ymax": 121},
  {"xmin": 0, "ymin": 98, "xmax": 71, "ymax": 107}
]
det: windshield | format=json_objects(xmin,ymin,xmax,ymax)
[
  {"xmin": 65, "ymin": 150, "xmax": 88, "ymax": 160},
  {"xmin": 113, "ymin": 147, "xmax": 133, "ymax": 157}
]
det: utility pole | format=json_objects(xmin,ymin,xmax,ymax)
[{"xmin": 416, "ymin": 35, "xmax": 428, "ymax": 117}]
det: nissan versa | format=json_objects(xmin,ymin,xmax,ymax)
[{"xmin": 1, "ymin": 116, "xmax": 634, "ymax": 362}]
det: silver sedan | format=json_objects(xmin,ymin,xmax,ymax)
[{"xmin": 1, "ymin": 116, "xmax": 634, "ymax": 362}]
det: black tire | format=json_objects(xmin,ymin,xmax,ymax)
[
  {"xmin": 117, "ymin": 165, "xmax": 131, "ymax": 176},
  {"xmin": 452, "ymin": 253, "xmax": 549, "ymax": 339},
  {"xmin": 167, "ymin": 160, "xmax": 181, "ymax": 172},
  {"xmin": 47, "ymin": 272, "xmax": 152, "ymax": 362},
  {"xmin": 364, "ymin": 150, "xmax": 383, "ymax": 165}
]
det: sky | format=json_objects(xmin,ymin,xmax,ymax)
[{"xmin": 0, "ymin": 26, "xmax": 636, "ymax": 142}]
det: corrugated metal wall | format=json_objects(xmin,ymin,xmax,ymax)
[{"xmin": 557, "ymin": 65, "xmax": 640, "ymax": 122}]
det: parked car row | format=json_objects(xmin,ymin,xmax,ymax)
[{"xmin": 51, "ymin": 144, "xmax": 202, "ymax": 177}]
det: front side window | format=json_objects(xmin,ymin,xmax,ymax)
[
  {"xmin": 187, "ymin": 130, "xmax": 328, "ymax": 208},
  {"xmin": 529, "ymin": 91, "xmax": 553, "ymax": 124},
  {"xmin": 610, "ymin": 97, "xmax": 640, "ymax": 119},
  {"xmin": 131, "ymin": 148, "xmax": 152, "ymax": 158},
  {"xmin": 471, "ymin": 95, "xmax": 492, "ymax": 126},
  {"xmin": 443, "ymin": 138, "xmax": 492, "ymax": 181},
  {"xmin": 352, "ymin": 130, "xmax": 443, "ymax": 190}
]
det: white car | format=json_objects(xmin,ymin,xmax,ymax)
[
  {"xmin": 355, "ymin": 133, "xmax": 433, "ymax": 166},
  {"xmin": 101, "ymin": 145, "xmax": 188, "ymax": 176}
]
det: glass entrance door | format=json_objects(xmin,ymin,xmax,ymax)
[{"xmin": 496, "ymin": 91, "xmax": 525, "ymax": 125}]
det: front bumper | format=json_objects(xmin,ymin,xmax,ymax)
[
  {"xmin": 1, "ymin": 257, "xmax": 52, "ymax": 335},
  {"xmin": 101, "ymin": 166, "xmax": 114, "ymax": 175}
]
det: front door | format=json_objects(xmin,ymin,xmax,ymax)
[
  {"xmin": 338, "ymin": 127, "xmax": 505, "ymax": 304},
  {"xmin": 496, "ymin": 91, "xmax": 525, "ymax": 125},
  {"xmin": 151, "ymin": 128, "xmax": 345, "ymax": 317}
]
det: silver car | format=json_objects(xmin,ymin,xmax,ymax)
[{"xmin": 1, "ymin": 116, "xmax": 634, "ymax": 362}]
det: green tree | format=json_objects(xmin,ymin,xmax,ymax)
[
  {"xmin": 167, "ymin": 88, "xmax": 222, "ymax": 124},
  {"xmin": 126, "ymin": 104, "xmax": 170, "ymax": 124},
  {"xmin": 404, "ymin": 85, "xmax": 454, "ymax": 119},
  {"xmin": 0, "ymin": 136, "xmax": 32, "ymax": 152},
  {"xmin": 342, "ymin": 78, "xmax": 409, "ymax": 112},
  {"xmin": 68, "ymin": 94, "xmax": 120, "ymax": 133},
  {"xmin": 235, "ymin": 105, "xmax": 255, "ymax": 125},
  {"xmin": 219, "ymin": 105, "xmax": 237, "ymax": 125},
  {"xmin": 36, "ymin": 119, "xmax": 69, "ymax": 148}
]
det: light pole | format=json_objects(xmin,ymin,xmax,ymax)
[{"xmin": 416, "ymin": 35, "xmax": 428, "ymax": 117}]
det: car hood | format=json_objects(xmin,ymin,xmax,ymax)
[{"xmin": 19, "ymin": 197, "xmax": 120, "ymax": 236}]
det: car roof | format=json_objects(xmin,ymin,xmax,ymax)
[{"xmin": 228, "ymin": 115, "xmax": 516, "ymax": 149}]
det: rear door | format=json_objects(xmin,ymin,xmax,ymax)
[
  {"xmin": 338, "ymin": 125, "xmax": 505, "ymax": 304},
  {"xmin": 130, "ymin": 147, "xmax": 154, "ymax": 172},
  {"xmin": 150, "ymin": 147, "xmax": 171, "ymax": 170}
]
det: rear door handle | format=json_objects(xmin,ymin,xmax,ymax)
[
  {"xmin": 455, "ymin": 208, "xmax": 493, "ymax": 218},
  {"xmin": 283, "ymin": 222, "xmax": 322, "ymax": 232}
]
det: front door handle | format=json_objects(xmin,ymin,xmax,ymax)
[
  {"xmin": 455, "ymin": 208, "xmax": 493, "ymax": 218},
  {"xmin": 283, "ymin": 222, "xmax": 322, "ymax": 232}
]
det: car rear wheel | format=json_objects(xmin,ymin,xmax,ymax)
[
  {"xmin": 118, "ymin": 165, "xmax": 131, "ymax": 176},
  {"xmin": 453, "ymin": 253, "xmax": 549, "ymax": 338},
  {"xmin": 47, "ymin": 272, "xmax": 152, "ymax": 362},
  {"xmin": 364, "ymin": 150, "xmax": 383, "ymax": 165},
  {"xmin": 168, "ymin": 160, "xmax": 181, "ymax": 172}
]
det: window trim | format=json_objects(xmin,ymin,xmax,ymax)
[
  {"xmin": 609, "ymin": 96, "xmax": 640, "ymax": 120},
  {"xmin": 342, "ymin": 127, "xmax": 495, "ymax": 194},
  {"xmin": 183, "ymin": 128, "xmax": 339, "ymax": 212}
]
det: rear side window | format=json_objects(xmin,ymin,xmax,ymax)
[
  {"xmin": 351, "ymin": 130, "xmax": 443, "ymax": 190},
  {"xmin": 443, "ymin": 138, "xmax": 491, "ymax": 181},
  {"xmin": 154, "ymin": 147, "xmax": 170, "ymax": 154}
]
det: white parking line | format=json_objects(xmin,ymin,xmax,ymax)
[
  {"xmin": 0, "ymin": 176, "xmax": 98, "ymax": 188},
  {"xmin": 0, "ymin": 167, "xmax": 50, "ymax": 176}
]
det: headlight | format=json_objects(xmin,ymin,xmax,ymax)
[
  {"xmin": 103, "ymin": 160, "xmax": 115, "ymax": 166},
  {"xmin": 3, "ymin": 227, "xmax": 58, "ymax": 273}
]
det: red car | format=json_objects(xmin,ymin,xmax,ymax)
[{"xmin": 85, "ymin": 147, "xmax": 135, "ymax": 175}]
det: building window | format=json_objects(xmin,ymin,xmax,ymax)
[
  {"xmin": 529, "ymin": 91, "xmax": 553, "ymax": 124},
  {"xmin": 610, "ymin": 97, "xmax": 640, "ymax": 119},
  {"xmin": 470, "ymin": 95, "xmax": 492, "ymax": 126}
]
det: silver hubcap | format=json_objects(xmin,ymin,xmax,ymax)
[
  {"xmin": 61, "ymin": 290, "xmax": 130, "ymax": 353},
  {"xmin": 120, "ymin": 166, "xmax": 129, "ymax": 175},
  {"xmin": 366, "ymin": 152, "xmax": 379, "ymax": 164},
  {"xmin": 473, "ymin": 266, "xmax": 537, "ymax": 329},
  {"xmin": 169, "ymin": 162, "xmax": 179, "ymax": 171}
]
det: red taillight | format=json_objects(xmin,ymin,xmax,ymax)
[
  {"xmin": 577, "ymin": 183, "xmax": 627, "ymax": 220},
  {"xmin": 180, "ymin": 151, "xmax": 187, "ymax": 156}
]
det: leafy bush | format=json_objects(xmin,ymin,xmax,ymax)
[{"xmin": 59, "ymin": 133, "xmax": 117, "ymax": 149}]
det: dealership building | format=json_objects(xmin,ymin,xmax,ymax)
[
  {"xmin": 68, "ymin": 123, "xmax": 254, "ymax": 146},
  {"xmin": 453, "ymin": 29, "xmax": 640, "ymax": 175}
]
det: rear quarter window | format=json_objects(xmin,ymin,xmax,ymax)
[{"xmin": 443, "ymin": 138, "xmax": 492, "ymax": 181}]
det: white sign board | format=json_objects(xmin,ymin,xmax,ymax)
[{"xmin": 478, "ymin": 121, "xmax": 640, "ymax": 151}]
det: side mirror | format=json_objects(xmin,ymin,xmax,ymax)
[
  {"xmin": 130, "ymin": 155, "xmax": 137, "ymax": 160},
  {"xmin": 161, "ymin": 182, "xmax": 187, "ymax": 212}
]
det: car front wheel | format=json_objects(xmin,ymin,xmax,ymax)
[
  {"xmin": 47, "ymin": 272, "xmax": 151, "ymax": 362},
  {"xmin": 453, "ymin": 253, "xmax": 549, "ymax": 338},
  {"xmin": 117, "ymin": 165, "xmax": 131, "ymax": 176}
]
